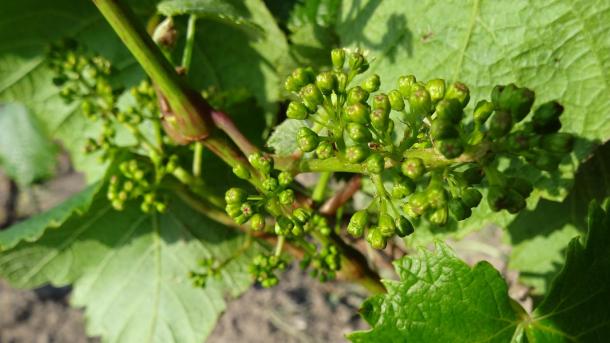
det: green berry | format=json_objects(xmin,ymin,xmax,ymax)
[
  {"xmin": 507, "ymin": 86, "xmax": 535, "ymax": 122},
  {"xmin": 300, "ymin": 83, "xmax": 324, "ymax": 111},
  {"xmin": 316, "ymin": 71, "xmax": 337, "ymax": 95},
  {"xmin": 488, "ymin": 110, "xmax": 513, "ymax": 138},
  {"xmin": 365, "ymin": 153, "xmax": 384, "ymax": 174},
  {"xmin": 278, "ymin": 171, "xmax": 293, "ymax": 187},
  {"xmin": 435, "ymin": 98, "xmax": 463, "ymax": 123},
  {"xmin": 430, "ymin": 118, "xmax": 459, "ymax": 140},
  {"xmin": 448, "ymin": 199, "xmax": 471, "ymax": 221},
  {"xmin": 428, "ymin": 206, "xmax": 448, "ymax": 225},
  {"xmin": 286, "ymin": 101, "xmax": 309, "ymax": 120},
  {"xmin": 232, "ymin": 164, "xmax": 250, "ymax": 180},
  {"xmin": 250, "ymin": 213, "xmax": 265, "ymax": 231},
  {"xmin": 362, "ymin": 74, "xmax": 381, "ymax": 93},
  {"xmin": 279, "ymin": 189, "xmax": 295, "ymax": 205},
  {"xmin": 461, "ymin": 188, "xmax": 483, "ymax": 208},
  {"xmin": 331, "ymin": 48, "xmax": 346, "ymax": 69},
  {"xmin": 436, "ymin": 138, "xmax": 464, "ymax": 159},
  {"xmin": 225, "ymin": 187, "xmax": 247, "ymax": 204},
  {"xmin": 491, "ymin": 85, "xmax": 504, "ymax": 107},
  {"xmin": 541, "ymin": 133, "xmax": 574, "ymax": 154},
  {"xmin": 473, "ymin": 100, "xmax": 494, "ymax": 124},
  {"xmin": 391, "ymin": 178, "xmax": 415, "ymax": 199},
  {"xmin": 533, "ymin": 101, "xmax": 563, "ymax": 134},
  {"xmin": 408, "ymin": 87, "xmax": 432, "ymax": 116},
  {"xmin": 347, "ymin": 210, "xmax": 368, "ymax": 238},
  {"xmin": 347, "ymin": 86, "xmax": 369, "ymax": 104},
  {"xmin": 316, "ymin": 141, "xmax": 334, "ymax": 159},
  {"xmin": 378, "ymin": 214, "xmax": 396, "ymax": 237},
  {"xmin": 370, "ymin": 108, "xmax": 389, "ymax": 132},
  {"xmin": 445, "ymin": 82, "xmax": 470, "ymax": 108},
  {"xmin": 296, "ymin": 127, "xmax": 319, "ymax": 152},
  {"xmin": 425, "ymin": 79, "xmax": 446, "ymax": 103},
  {"xmin": 395, "ymin": 216, "xmax": 414, "ymax": 237},
  {"xmin": 388, "ymin": 90, "xmax": 405, "ymax": 111},
  {"xmin": 346, "ymin": 145, "xmax": 369, "ymax": 163},
  {"xmin": 398, "ymin": 75, "xmax": 416, "ymax": 98},
  {"xmin": 344, "ymin": 103, "xmax": 370, "ymax": 124},
  {"xmin": 401, "ymin": 158, "xmax": 425, "ymax": 180},
  {"xmin": 366, "ymin": 227, "xmax": 387, "ymax": 250},
  {"xmin": 346, "ymin": 122, "xmax": 371, "ymax": 142}
]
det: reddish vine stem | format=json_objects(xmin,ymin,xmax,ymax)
[
  {"xmin": 92, "ymin": 0, "xmax": 385, "ymax": 294},
  {"xmin": 319, "ymin": 175, "xmax": 362, "ymax": 215}
]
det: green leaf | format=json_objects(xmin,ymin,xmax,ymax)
[
  {"xmin": 524, "ymin": 200, "xmax": 610, "ymax": 341},
  {"xmin": 0, "ymin": 188, "xmax": 262, "ymax": 343},
  {"xmin": 266, "ymin": 118, "xmax": 310, "ymax": 156},
  {"xmin": 348, "ymin": 242, "xmax": 521, "ymax": 342},
  {"xmin": 337, "ymin": 0, "xmax": 610, "ymax": 237},
  {"xmin": 508, "ymin": 141, "xmax": 610, "ymax": 294},
  {"xmin": 0, "ymin": 0, "xmax": 157, "ymax": 181},
  {"xmin": 0, "ymin": 103, "xmax": 57, "ymax": 185},
  {"xmin": 158, "ymin": 0, "xmax": 264, "ymax": 35}
]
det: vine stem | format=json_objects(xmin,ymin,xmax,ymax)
[
  {"xmin": 181, "ymin": 14, "xmax": 197, "ymax": 72},
  {"xmin": 312, "ymin": 171, "xmax": 332, "ymax": 202},
  {"xmin": 92, "ymin": 0, "xmax": 385, "ymax": 294}
]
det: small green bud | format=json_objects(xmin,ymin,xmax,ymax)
[
  {"xmin": 436, "ymin": 138, "xmax": 464, "ymax": 159},
  {"xmin": 488, "ymin": 110, "xmax": 513, "ymax": 138},
  {"xmin": 448, "ymin": 199, "xmax": 471, "ymax": 221},
  {"xmin": 293, "ymin": 208, "xmax": 311, "ymax": 223},
  {"xmin": 378, "ymin": 214, "xmax": 396, "ymax": 237},
  {"xmin": 473, "ymin": 100, "xmax": 494, "ymax": 124},
  {"xmin": 275, "ymin": 216, "xmax": 294, "ymax": 236},
  {"xmin": 265, "ymin": 197, "xmax": 282, "ymax": 216},
  {"xmin": 335, "ymin": 72, "xmax": 348, "ymax": 93},
  {"xmin": 315, "ymin": 71, "xmax": 337, "ymax": 95},
  {"xmin": 428, "ymin": 206, "xmax": 448, "ymax": 225},
  {"xmin": 225, "ymin": 187, "xmax": 247, "ymax": 204},
  {"xmin": 331, "ymin": 48, "xmax": 346, "ymax": 69},
  {"xmin": 507, "ymin": 177, "xmax": 533, "ymax": 198},
  {"xmin": 505, "ymin": 189, "xmax": 526, "ymax": 214},
  {"xmin": 346, "ymin": 145, "xmax": 369, "ymax": 163},
  {"xmin": 488, "ymin": 186, "xmax": 512, "ymax": 212},
  {"xmin": 279, "ymin": 189, "xmax": 295, "ymax": 205},
  {"xmin": 388, "ymin": 90, "xmax": 405, "ymax": 111},
  {"xmin": 250, "ymin": 213, "xmax": 265, "ymax": 231},
  {"xmin": 430, "ymin": 118, "xmax": 459, "ymax": 140},
  {"xmin": 426, "ymin": 185, "xmax": 447, "ymax": 209},
  {"xmin": 316, "ymin": 141, "xmax": 334, "ymax": 159},
  {"xmin": 346, "ymin": 122, "xmax": 371, "ymax": 142},
  {"xmin": 344, "ymin": 103, "xmax": 370, "ymax": 124},
  {"xmin": 232, "ymin": 164, "xmax": 250, "ymax": 180},
  {"xmin": 408, "ymin": 87, "xmax": 432, "ymax": 116},
  {"xmin": 240, "ymin": 202, "xmax": 254, "ymax": 218},
  {"xmin": 397, "ymin": 75, "xmax": 416, "ymax": 98},
  {"xmin": 346, "ymin": 86, "xmax": 369, "ymax": 105},
  {"xmin": 296, "ymin": 127, "xmax": 319, "ymax": 152},
  {"xmin": 286, "ymin": 101, "xmax": 309, "ymax": 120},
  {"xmin": 541, "ymin": 133, "xmax": 574, "ymax": 154},
  {"xmin": 278, "ymin": 171, "xmax": 293, "ymax": 187},
  {"xmin": 531, "ymin": 153, "xmax": 560, "ymax": 171},
  {"xmin": 364, "ymin": 153, "xmax": 384, "ymax": 174},
  {"xmin": 225, "ymin": 204, "xmax": 242, "ymax": 218},
  {"xmin": 401, "ymin": 158, "xmax": 425, "ymax": 180},
  {"xmin": 262, "ymin": 177, "xmax": 279, "ymax": 192},
  {"xmin": 372, "ymin": 94, "xmax": 391, "ymax": 114},
  {"xmin": 506, "ymin": 132, "xmax": 531, "ymax": 151},
  {"xmin": 292, "ymin": 67, "xmax": 315, "ymax": 90},
  {"xmin": 362, "ymin": 74, "xmax": 381, "ymax": 93},
  {"xmin": 533, "ymin": 101, "xmax": 563, "ymax": 134},
  {"xmin": 391, "ymin": 178, "xmax": 415, "ymax": 199},
  {"xmin": 445, "ymin": 82, "xmax": 470, "ymax": 108},
  {"xmin": 405, "ymin": 192, "xmax": 429, "ymax": 215},
  {"xmin": 347, "ymin": 210, "xmax": 368, "ymax": 238},
  {"xmin": 348, "ymin": 51, "xmax": 369, "ymax": 74},
  {"xmin": 300, "ymin": 83, "xmax": 324, "ymax": 111},
  {"xmin": 291, "ymin": 222, "xmax": 304, "ymax": 236},
  {"xmin": 462, "ymin": 165, "xmax": 484, "ymax": 184},
  {"xmin": 461, "ymin": 188, "xmax": 483, "ymax": 208},
  {"xmin": 248, "ymin": 152, "xmax": 274, "ymax": 174},
  {"xmin": 366, "ymin": 227, "xmax": 387, "ymax": 250},
  {"xmin": 370, "ymin": 108, "xmax": 389, "ymax": 132},
  {"xmin": 435, "ymin": 99, "xmax": 463, "ymax": 123},
  {"xmin": 425, "ymin": 79, "xmax": 446, "ymax": 103},
  {"xmin": 491, "ymin": 85, "xmax": 504, "ymax": 107},
  {"xmin": 395, "ymin": 216, "xmax": 414, "ymax": 237}
]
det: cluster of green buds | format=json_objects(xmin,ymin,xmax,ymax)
[
  {"xmin": 188, "ymin": 258, "xmax": 218, "ymax": 288},
  {"xmin": 283, "ymin": 49, "xmax": 574, "ymax": 249},
  {"xmin": 300, "ymin": 243, "xmax": 341, "ymax": 282},
  {"xmin": 249, "ymin": 253, "xmax": 288, "ymax": 288}
]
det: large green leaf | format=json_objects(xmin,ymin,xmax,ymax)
[
  {"xmin": 0, "ymin": 0, "xmax": 157, "ymax": 181},
  {"xmin": 0, "ymin": 188, "xmax": 262, "ymax": 343},
  {"xmin": 336, "ymin": 0, "xmax": 610, "ymax": 235},
  {"xmin": 0, "ymin": 103, "xmax": 57, "ymax": 185},
  {"xmin": 347, "ymin": 242, "xmax": 522, "ymax": 342},
  {"xmin": 508, "ymin": 141, "xmax": 610, "ymax": 294},
  {"xmin": 349, "ymin": 199, "xmax": 610, "ymax": 342}
]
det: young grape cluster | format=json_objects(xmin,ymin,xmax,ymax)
[{"xmin": 282, "ymin": 48, "xmax": 574, "ymax": 249}]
